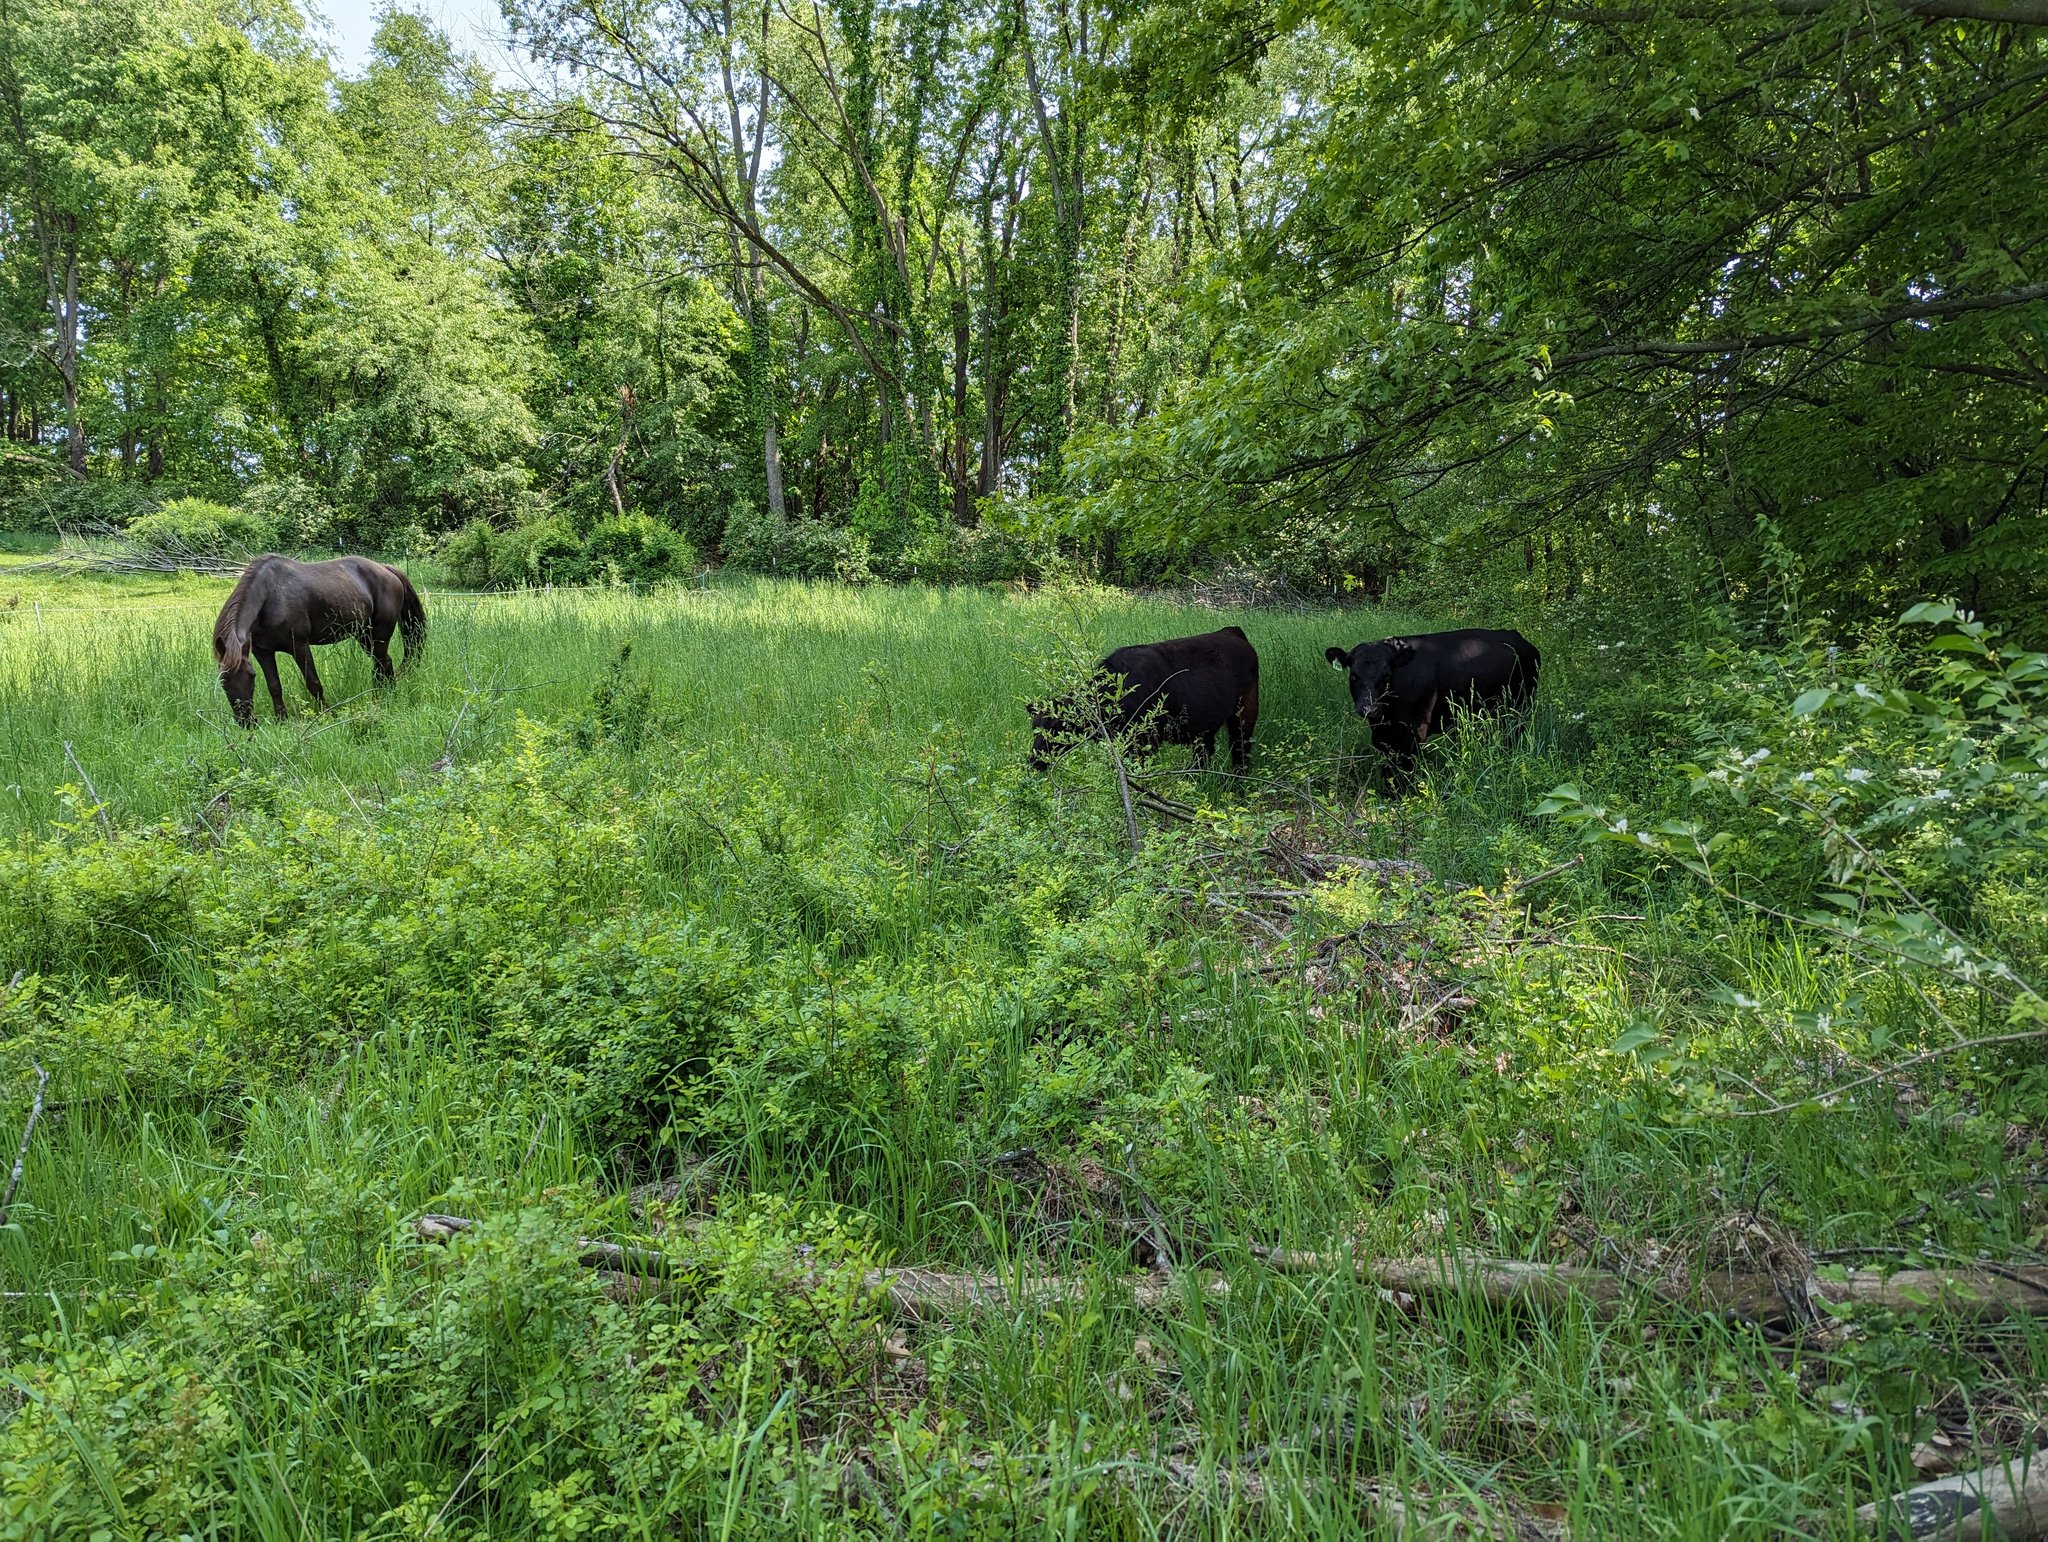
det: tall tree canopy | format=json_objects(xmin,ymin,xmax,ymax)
[
  {"xmin": 1, "ymin": 0, "xmax": 2042, "ymax": 622},
  {"xmin": 1070, "ymin": 0, "xmax": 2048, "ymax": 618}
]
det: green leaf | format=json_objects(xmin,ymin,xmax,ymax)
[
  {"xmin": 1611, "ymin": 1023, "xmax": 1660, "ymax": 1054},
  {"xmin": 1791, "ymin": 688, "xmax": 1833, "ymax": 716},
  {"xmin": 1901, "ymin": 602, "xmax": 1957, "ymax": 626}
]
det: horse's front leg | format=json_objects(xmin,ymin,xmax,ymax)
[
  {"xmin": 256, "ymin": 649, "xmax": 289, "ymax": 720},
  {"xmin": 291, "ymin": 642, "xmax": 328, "ymax": 712}
]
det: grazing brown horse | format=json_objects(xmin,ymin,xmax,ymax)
[{"xmin": 213, "ymin": 555, "xmax": 426, "ymax": 726}]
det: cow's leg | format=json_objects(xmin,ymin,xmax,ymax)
[
  {"xmin": 1506, "ymin": 683, "xmax": 1536, "ymax": 742},
  {"xmin": 1411, "ymin": 690, "xmax": 1443, "ymax": 747},
  {"xmin": 256, "ymin": 649, "xmax": 288, "ymax": 719},
  {"xmin": 291, "ymin": 641, "xmax": 327, "ymax": 712},
  {"xmin": 1229, "ymin": 684, "xmax": 1259, "ymax": 771},
  {"xmin": 1372, "ymin": 721, "xmax": 1420, "ymax": 791},
  {"xmin": 1191, "ymin": 730, "xmax": 1214, "ymax": 771}
]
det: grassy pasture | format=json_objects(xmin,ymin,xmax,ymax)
[
  {"xmin": 0, "ymin": 567, "xmax": 2041, "ymax": 1538},
  {"xmin": 0, "ymin": 570, "xmax": 1425, "ymax": 839}
]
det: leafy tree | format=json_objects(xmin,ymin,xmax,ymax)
[{"xmin": 1067, "ymin": 0, "xmax": 2048, "ymax": 621}]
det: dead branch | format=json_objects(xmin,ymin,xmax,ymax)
[
  {"xmin": 1136, "ymin": 791, "xmax": 1196, "ymax": 823},
  {"xmin": 416, "ymin": 1213, "xmax": 673, "ymax": 1276},
  {"xmin": 1510, "ymin": 854, "xmax": 1585, "ymax": 890},
  {"xmin": 20, "ymin": 524, "xmax": 248, "ymax": 576},
  {"xmin": 1257, "ymin": 1247, "xmax": 2048, "ymax": 1326},
  {"xmin": 1722, "ymin": 1029, "xmax": 2048, "ymax": 1117},
  {"xmin": 0, "ymin": 1064, "xmax": 49, "ymax": 1229},
  {"xmin": 874, "ymin": 1266, "xmax": 1226, "ymax": 1321},
  {"xmin": 414, "ymin": 1213, "xmax": 1224, "ymax": 1318},
  {"xmin": 1857, "ymin": 1446, "xmax": 2048, "ymax": 1540}
]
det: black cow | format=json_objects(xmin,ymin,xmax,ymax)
[
  {"xmin": 1324, "ymin": 628, "xmax": 1539, "ymax": 776},
  {"xmin": 1030, "ymin": 626, "xmax": 1260, "ymax": 772}
]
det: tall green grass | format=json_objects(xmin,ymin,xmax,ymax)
[
  {"xmin": 0, "ymin": 575, "xmax": 1440, "ymax": 839},
  {"xmin": 0, "ymin": 570, "xmax": 2039, "ymax": 1538}
]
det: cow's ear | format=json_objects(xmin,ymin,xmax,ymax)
[
  {"xmin": 1388, "ymin": 639, "xmax": 1416, "ymax": 664},
  {"xmin": 1325, "ymin": 646, "xmax": 1350, "ymax": 669}
]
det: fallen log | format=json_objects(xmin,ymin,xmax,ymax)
[
  {"xmin": 875, "ymin": 1266, "xmax": 1226, "ymax": 1321},
  {"xmin": 414, "ymin": 1214, "xmax": 1225, "ymax": 1319},
  {"xmin": 1122, "ymin": 1464, "xmax": 1563, "ymax": 1539},
  {"xmin": 417, "ymin": 1213, "xmax": 672, "ymax": 1277},
  {"xmin": 1857, "ymin": 1447, "xmax": 2048, "ymax": 1540},
  {"xmin": 1258, "ymin": 1248, "xmax": 2048, "ymax": 1327}
]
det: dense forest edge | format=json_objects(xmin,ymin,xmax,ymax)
[
  {"xmin": 2, "ymin": 0, "xmax": 2047, "ymax": 1535},
  {"xmin": 3, "ymin": 0, "xmax": 2044, "ymax": 625}
]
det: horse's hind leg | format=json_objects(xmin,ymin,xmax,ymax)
[
  {"xmin": 361, "ymin": 628, "xmax": 396, "ymax": 683},
  {"xmin": 256, "ymin": 649, "xmax": 288, "ymax": 720},
  {"xmin": 291, "ymin": 642, "xmax": 328, "ymax": 712}
]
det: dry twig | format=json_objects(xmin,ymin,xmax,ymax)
[{"xmin": 1, "ymin": 1064, "xmax": 49, "ymax": 1229}]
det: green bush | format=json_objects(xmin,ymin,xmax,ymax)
[
  {"xmin": 1, "ymin": 476, "xmax": 159, "ymax": 533},
  {"xmin": 239, "ymin": 475, "xmax": 335, "ymax": 546},
  {"xmin": 497, "ymin": 514, "xmax": 589, "ymax": 586},
  {"xmin": 1542, "ymin": 603, "xmax": 2048, "ymax": 1106},
  {"xmin": 439, "ymin": 518, "xmax": 498, "ymax": 588},
  {"xmin": 723, "ymin": 511, "xmax": 869, "ymax": 580},
  {"xmin": 488, "ymin": 917, "xmax": 752, "ymax": 1149},
  {"xmin": 896, "ymin": 521, "xmax": 1050, "ymax": 585},
  {"xmin": 125, "ymin": 498, "xmax": 279, "ymax": 557},
  {"xmin": 439, "ymin": 514, "xmax": 597, "ymax": 588},
  {"xmin": 584, "ymin": 511, "xmax": 695, "ymax": 585}
]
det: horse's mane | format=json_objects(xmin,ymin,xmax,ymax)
[{"xmin": 213, "ymin": 562, "xmax": 266, "ymax": 676}]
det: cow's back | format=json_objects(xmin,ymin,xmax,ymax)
[
  {"xmin": 1380, "ymin": 628, "xmax": 1534, "ymax": 714},
  {"xmin": 1102, "ymin": 628, "xmax": 1257, "ymax": 725}
]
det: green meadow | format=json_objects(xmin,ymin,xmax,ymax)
[{"xmin": 0, "ymin": 567, "xmax": 2042, "ymax": 1538}]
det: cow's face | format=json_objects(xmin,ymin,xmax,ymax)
[
  {"xmin": 1026, "ymin": 703, "xmax": 1070, "ymax": 770},
  {"xmin": 1325, "ymin": 639, "xmax": 1414, "ymax": 720}
]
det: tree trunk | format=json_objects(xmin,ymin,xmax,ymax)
[
  {"xmin": 59, "ymin": 220, "xmax": 83, "ymax": 477},
  {"xmin": 765, "ymin": 413, "xmax": 785, "ymax": 523},
  {"xmin": 747, "ymin": 257, "xmax": 785, "ymax": 527},
  {"xmin": 952, "ymin": 292, "xmax": 973, "ymax": 522},
  {"xmin": 1099, "ymin": 168, "xmax": 1151, "ymax": 422},
  {"xmin": 146, "ymin": 312, "xmax": 166, "ymax": 479}
]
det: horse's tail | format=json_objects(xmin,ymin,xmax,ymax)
[
  {"xmin": 397, "ymin": 571, "xmax": 427, "ymax": 668},
  {"xmin": 213, "ymin": 573, "xmax": 255, "ymax": 677}
]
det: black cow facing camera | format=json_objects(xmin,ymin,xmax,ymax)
[
  {"xmin": 1030, "ymin": 626, "xmax": 1260, "ymax": 773},
  {"xmin": 1326, "ymin": 627, "xmax": 1539, "ymax": 778}
]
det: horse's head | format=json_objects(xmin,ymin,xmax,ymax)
[{"xmin": 215, "ymin": 633, "xmax": 255, "ymax": 727}]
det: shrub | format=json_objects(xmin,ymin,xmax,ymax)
[
  {"xmin": 723, "ymin": 511, "xmax": 869, "ymax": 580},
  {"xmin": 239, "ymin": 476, "xmax": 334, "ymax": 546},
  {"xmin": 440, "ymin": 514, "xmax": 594, "ymax": 588},
  {"xmin": 439, "ymin": 518, "xmax": 498, "ymax": 588},
  {"xmin": 896, "ymin": 521, "xmax": 1049, "ymax": 585},
  {"xmin": 2, "ymin": 476, "xmax": 158, "ymax": 532},
  {"xmin": 585, "ymin": 512, "xmax": 696, "ymax": 585},
  {"xmin": 125, "ymin": 498, "xmax": 279, "ymax": 557},
  {"xmin": 487, "ymin": 917, "xmax": 753, "ymax": 1149},
  {"xmin": 1542, "ymin": 604, "xmax": 2048, "ymax": 1100},
  {"xmin": 496, "ymin": 514, "xmax": 588, "ymax": 586}
]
